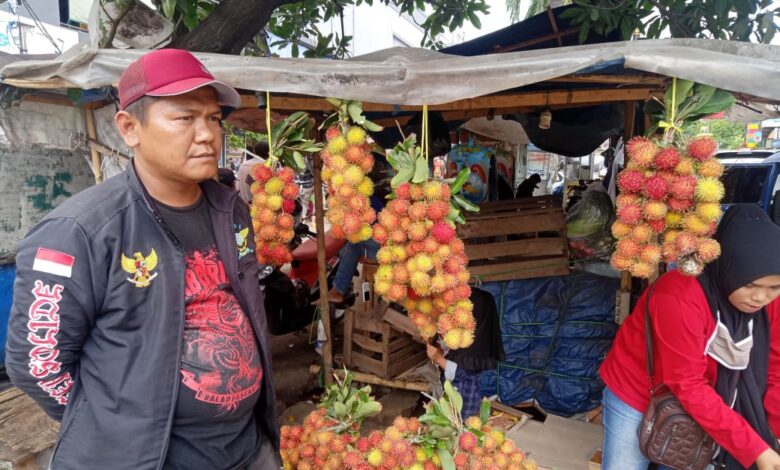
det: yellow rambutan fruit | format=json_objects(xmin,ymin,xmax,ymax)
[
  {"xmin": 343, "ymin": 165, "xmax": 364, "ymax": 186},
  {"xmin": 357, "ymin": 178, "xmax": 374, "ymax": 196},
  {"xmin": 665, "ymin": 211, "xmax": 684, "ymax": 228},
  {"xmin": 643, "ymin": 201, "xmax": 668, "ymax": 220},
  {"xmin": 698, "ymin": 159, "xmax": 724, "ymax": 178},
  {"xmin": 443, "ymin": 329, "xmax": 463, "ymax": 349},
  {"xmin": 630, "ymin": 224, "xmax": 654, "ymax": 243},
  {"xmin": 674, "ymin": 157, "xmax": 696, "ymax": 175},
  {"xmin": 327, "ymin": 136, "xmax": 347, "ymax": 155},
  {"xmin": 684, "ymin": 214, "xmax": 712, "ymax": 236},
  {"xmin": 611, "ymin": 220, "xmax": 633, "ymax": 238},
  {"xmin": 698, "ymin": 238, "xmax": 721, "ymax": 263},
  {"xmin": 346, "ymin": 126, "xmax": 367, "ymax": 146},
  {"xmin": 629, "ymin": 261, "xmax": 655, "ymax": 279},
  {"xmin": 695, "ymin": 178, "xmax": 725, "ymax": 203},
  {"xmin": 695, "ymin": 202, "xmax": 722, "ymax": 222}
]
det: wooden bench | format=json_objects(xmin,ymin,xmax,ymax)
[{"xmin": 0, "ymin": 386, "xmax": 58, "ymax": 470}]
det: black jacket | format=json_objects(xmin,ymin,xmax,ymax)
[{"xmin": 5, "ymin": 162, "xmax": 279, "ymax": 470}]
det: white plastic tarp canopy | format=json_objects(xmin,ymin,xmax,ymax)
[{"xmin": 2, "ymin": 38, "xmax": 780, "ymax": 105}]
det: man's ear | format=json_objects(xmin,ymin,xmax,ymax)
[{"xmin": 114, "ymin": 110, "xmax": 141, "ymax": 148}]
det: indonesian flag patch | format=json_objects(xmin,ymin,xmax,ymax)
[{"xmin": 32, "ymin": 248, "xmax": 74, "ymax": 278}]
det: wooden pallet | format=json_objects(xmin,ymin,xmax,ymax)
[
  {"xmin": 458, "ymin": 196, "xmax": 570, "ymax": 282},
  {"xmin": 343, "ymin": 304, "xmax": 427, "ymax": 380}
]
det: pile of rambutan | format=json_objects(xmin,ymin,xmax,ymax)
[
  {"xmin": 250, "ymin": 164, "xmax": 299, "ymax": 266},
  {"xmin": 611, "ymin": 134, "xmax": 724, "ymax": 277},
  {"xmin": 282, "ymin": 372, "xmax": 536, "ymax": 470},
  {"xmin": 372, "ymin": 179, "xmax": 476, "ymax": 350}
]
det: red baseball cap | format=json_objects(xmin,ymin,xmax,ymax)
[{"xmin": 118, "ymin": 49, "xmax": 241, "ymax": 110}]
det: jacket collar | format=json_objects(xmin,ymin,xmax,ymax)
[{"xmin": 126, "ymin": 158, "xmax": 236, "ymax": 213}]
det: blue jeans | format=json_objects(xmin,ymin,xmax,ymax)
[
  {"xmin": 602, "ymin": 386, "xmax": 653, "ymax": 470},
  {"xmin": 602, "ymin": 387, "xmax": 712, "ymax": 470},
  {"xmin": 333, "ymin": 239, "xmax": 379, "ymax": 294}
]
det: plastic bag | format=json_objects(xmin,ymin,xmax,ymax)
[{"xmin": 565, "ymin": 188, "xmax": 615, "ymax": 260}]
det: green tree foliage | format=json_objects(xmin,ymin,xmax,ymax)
[
  {"xmin": 683, "ymin": 119, "xmax": 747, "ymax": 150},
  {"xmin": 143, "ymin": 0, "xmax": 489, "ymax": 55},
  {"xmin": 560, "ymin": 0, "xmax": 779, "ymax": 44}
]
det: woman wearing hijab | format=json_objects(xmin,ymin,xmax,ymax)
[
  {"xmin": 427, "ymin": 287, "xmax": 506, "ymax": 418},
  {"xmin": 600, "ymin": 204, "xmax": 780, "ymax": 470}
]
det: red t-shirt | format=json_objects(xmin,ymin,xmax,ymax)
[{"xmin": 600, "ymin": 270, "xmax": 780, "ymax": 468}]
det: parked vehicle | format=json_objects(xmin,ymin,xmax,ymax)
[{"xmin": 720, "ymin": 150, "xmax": 780, "ymax": 223}]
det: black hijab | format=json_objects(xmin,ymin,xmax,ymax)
[
  {"xmin": 447, "ymin": 287, "xmax": 506, "ymax": 372},
  {"xmin": 697, "ymin": 204, "xmax": 780, "ymax": 469}
]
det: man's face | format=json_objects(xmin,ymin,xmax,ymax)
[{"xmin": 117, "ymin": 87, "xmax": 223, "ymax": 184}]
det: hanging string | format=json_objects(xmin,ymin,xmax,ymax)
[
  {"xmin": 265, "ymin": 91, "xmax": 273, "ymax": 166},
  {"xmin": 659, "ymin": 77, "xmax": 681, "ymax": 135},
  {"xmin": 422, "ymin": 104, "xmax": 429, "ymax": 161}
]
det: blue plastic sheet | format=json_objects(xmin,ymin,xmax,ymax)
[
  {"xmin": 0, "ymin": 264, "xmax": 15, "ymax": 366},
  {"xmin": 479, "ymin": 272, "xmax": 618, "ymax": 416}
]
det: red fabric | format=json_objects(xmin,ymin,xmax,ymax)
[{"xmin": 600, "ymin": 270, "xmax": 778, "ymax": 468}]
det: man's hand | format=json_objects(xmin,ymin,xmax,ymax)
[
  {"xmin": 756, "ymin": 448, "xmax": 780, "ymax": 470},
  {"xmin": 426, "ymin": 344, "xmax": 446, "ymax": 369}
]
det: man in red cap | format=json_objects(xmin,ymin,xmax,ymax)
[{"xmin": 6, "ymin": 49, "xmax": 280, "ymax": 469}]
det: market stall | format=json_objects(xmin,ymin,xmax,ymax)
[{"xmin": 3, "ymin": 30, "xmax": 780, "ymax": 469}]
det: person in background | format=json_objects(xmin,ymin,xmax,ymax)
[
  {"xmin": 327, "ymin": 155, "xmax": 391, "ymax": 304},
  {"xmin": 426, "ymin": 287, "xmax": 505, "ymax": 418},
  {"xmin": 599, "ymin": 204, "xmax": 780, "ymax": 470},
  {"xmin": 515, "ymin": 173, "xmax": 542, "ymax": 198},
  {"xmin": 217, "ymin": 167, "xmax": 237, "ymax": 191},
  {"xmin": 237, "ymin": 141, "xmax": 268, "ymax": 204},
  {"xmin": 5, "ymin": 49, "xmax": 279, "ymax": 470}
]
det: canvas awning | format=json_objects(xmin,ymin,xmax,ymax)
[{"xmin": 2, "ymin": 39, "xmax": 780, "ymax": 105}]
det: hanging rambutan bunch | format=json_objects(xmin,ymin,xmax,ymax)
[
  {"xmin": 321, "ymin": 99, "xmax": 383, "ymax": 243},
  {"xmin": 372, "ymin": 133, "xmax": 478, "ymax": 350},
  {"xmin": 250, "ymin": 111, "xmax": 321, "ymax": 267}
]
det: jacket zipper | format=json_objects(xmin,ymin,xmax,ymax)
[
  {"xmin": 225, "ymin": 197, "xmax": 278, "ymax": 446},
  {"xmin": 144, "ymin": 201, "xmax": 187, "ymax": 470}
]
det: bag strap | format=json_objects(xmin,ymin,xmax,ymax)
[{"xmin": 644, "ymin": 283, "xmax": 658, "ymax": 393}]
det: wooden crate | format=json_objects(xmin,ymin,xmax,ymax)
[
  {"xmin": 343, "ymin": 304, "xmax": 427, "ymax": 380},
  {"xmin": 458, "ymin": 196, "xmax": 570, "ymax": 282}
]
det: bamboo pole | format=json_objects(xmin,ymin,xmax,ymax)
[
  {"xmin": 84, "ymin": 108, "xmax": 102, "ymax": 184},
  {"xmin": 313, "ymin": 153, "xmax": 334, "ymax": 385}
]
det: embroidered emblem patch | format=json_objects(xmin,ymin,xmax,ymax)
[
  {"xmin": 235, "ymin": 227, "xmax": 252, "ymax": 258},
  {"xmin": 121, "ymin": 249, "xmax": 159, "ymax": 288}
]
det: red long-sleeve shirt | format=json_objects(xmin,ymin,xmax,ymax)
[{"xmin": 600, "ymin": 270, "xmax": 780, "ymax": 468}]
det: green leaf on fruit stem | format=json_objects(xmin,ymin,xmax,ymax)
[
  {"xmin": 436, "ymin": 449, "xmax": 456, "ymax": 470},
  {"xmin": 347, "ymin": 103, "xmax": 364, "ymax": 125},
  {"xmin": 325, "ymin": 97, "xmax": 342, "ymax": 108},
  {"xmin": 391, "ymin": 167, "xmax": 414, "ymax": 187},
  {"xmin": 412, "ymin": 158, "xmax": 429, "ymax": 183},
  {"xmin": 453, "ymin": 194, "xmax": 479, "ymax": 213},
  {"xmin": 292, "ymin": 151, "xmax": 305, "ymax": 170},
  {"xmin": 450, "ymin": 168, "xmax": 470, "ymax": 194},
  {"xmin": 480, "ymin": 399, "xmax": 491, "ymax": 425},
  {"xmin": 364, "ymin": 120, "xmax": 383, "ymax": 132},
  {"xmin": 443, "ymin": 381, "xmax": 463, "ymax": 414}
]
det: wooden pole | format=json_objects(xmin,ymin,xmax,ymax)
[
  {"xmin": 616, "ymin": 101, "xmax": 637, "ymax": 324},
  {"xmin": 308, "ymin": 366, "xmax": 430, "ymax": 393},
  {"xmin": 312, "ymin": 153, "xmax": 334, "ymax": 385},
  {"xmin": 84, "ymin": 109, "xmax": 102, "ymax": 184}
]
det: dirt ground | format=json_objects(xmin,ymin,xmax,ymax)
[{"xmin": 269, "ymin": 320, "xmax": 345, "ymax": 414}]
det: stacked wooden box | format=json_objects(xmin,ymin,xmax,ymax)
[
  {"xmin": 343, "ymin": 304, "xmax": 427, "ymax": 380},
  {"xmin": 458, "ymin": 195, "xmax": 570, "ymax": 282}
]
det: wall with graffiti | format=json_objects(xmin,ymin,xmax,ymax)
[{"xmin": 0, "ymin": 146, "xmax": 93, "ymax": 258}]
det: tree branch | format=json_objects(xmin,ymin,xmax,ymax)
[{"xmin": 171, "ymin": 0, "xmax": 296, "ymax": 53}]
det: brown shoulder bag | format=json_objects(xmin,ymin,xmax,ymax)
[{"xmin": 637, "ymin": 285, "xmax": 719, "ymax": 470}]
